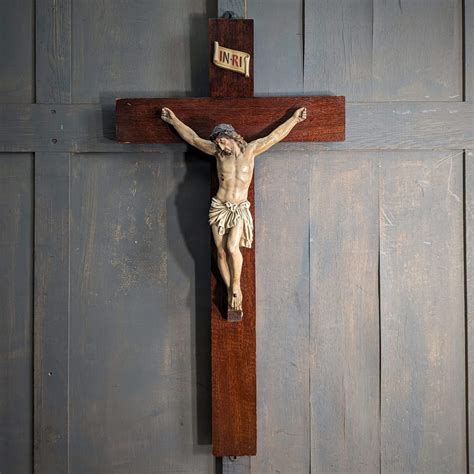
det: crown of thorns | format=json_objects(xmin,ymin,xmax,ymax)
[{"xmin": 209, "ymin": 123, "xmax": 237, "ymax": 141}]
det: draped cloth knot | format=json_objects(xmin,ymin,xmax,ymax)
[{"xmin": 208, "ymin": 197, "xmax": 253, "ymax": 248}]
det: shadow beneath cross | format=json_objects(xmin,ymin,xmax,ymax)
[
  {"xmin": 102, "ymin": 2, "xmax": 219, "ymax": 456},
  {"xmin": 166, "ymin": 149, "xmax": 214, "ymax": 450}
]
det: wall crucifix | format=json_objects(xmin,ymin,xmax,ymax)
[
  {"xmin": 160, "ymin": 105, "xmax": 307, "ymax": 316},
  {"xmin": 116, "ymin": 18, "xmax": 345, "ymax": 458}
]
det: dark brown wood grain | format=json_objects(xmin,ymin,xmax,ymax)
[
  {"xmin": 116, "ymin": 96, "xmax": 345, "ymax": 144},
  {"xmin": 208, "ymin": 19, "xmax": 253, "ymax": 98},
  {"xmin": 209, "ymin": 19, "xmax": 256, "ymax": 457},
  {"xmin": 211, "ymin": 172, "xmax": 257, "ymax": 456}
]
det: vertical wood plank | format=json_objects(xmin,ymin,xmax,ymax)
[
  {"xmin": 72, "ymin": 0, "xmax": 211, "ymax": 103},
  {"xmin": 0, "ymin": 0, "xmax": 35, "ymax": 103},
  {"xmin": 466, "ymin": 0, "xmax": 474, "ymax": 102},
  {"xmin": 35, "ymin": 1, "xmax": 72, "ymax": 472},
  {"xmin": 372, "ymin": 0, "xmax": 462, "ymax": 101},
  {"xmin": 380, "ymin": 151, "xmax": 465, "ymax": 472},
  {"xmin": 309, "ymin": 153, "xmax": 380, "ymax": 473},
  {"xmin": 0, "ymin": 154, "xmax": 34, "ymax": 474},
  {"xmin": 68, "ymin": 153, "xmax": 214, "ymax": 473},
  {"xmin": 304, "ymin": 0, "xmax": 461, "ymax": 101},
  {"xmin": 208, "ymin": 19, "xmax": 254, "ymax": 98},
  {"xmin": 304, "ymin": 0, "xmax": 375, "ymax": 99},
  {"xmin": 214, "ymin": 5, "xmax": 252, "ymax": 473},
  {"xmin": 36, "ymin": 0, "xmax": 72, "ymax": 104},
  {"xmin": 249, "ymin": 0, "xmax": 304, "ymax": 95},
  {"xmin": 468, "ymin": 149, "xmax": 474, "ymax": 474},
  {"xmin": 248, "ymin": 2, "xmax": 308, "ymax": 471},
  {"xmin": 209, "ymin": 19, "xmax": 256, "ymax": 458},
  {"xmin": 222, "ymin": 455, "xmax": 251, "ymax": 473},
  {"xmin": 34, "ymin": 152, "xmax": 70, "ymax": 473},
  {"xmin": 167, "ymin": 152, "xmax": 215, "ymax": 471},
  {"xmin": 254, "ymin": 152, "xmax": 310, "ymax": 472},
  {"xmin": 0, "ymin": 1, "xmax": 35, "ymax": 472},
  {"xmin": 217, "ymin": 0, "xmax": 246, "ymax": 18}
]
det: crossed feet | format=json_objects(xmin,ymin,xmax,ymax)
[{"xmin": 228, "ymin": 284, "xmax": 243, "ymax": 311}]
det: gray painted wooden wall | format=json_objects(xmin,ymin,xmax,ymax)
[{"xmin": 0, "ymin": 0, "xmax": 473, "ymax": 472}]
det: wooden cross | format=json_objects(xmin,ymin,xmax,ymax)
[{"xmin": 116, "ymin": 18, "xmax": 344, "ymax": 458}]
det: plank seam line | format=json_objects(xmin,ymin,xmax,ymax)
[
  {"xmin": 302, "ymin": 0, "xmax": 305, "ymax": 93},
  {"xmin": 67, "ymin": 153, "xmax": 71, "ymax": 474},
  {"xmin": 463, "ymin": 150, "xmax": 470, "ymax": 472},
  {"xmin": 377, "ymin": 155, "xmax": 382, "ymax": 474},
  {"xmin": 308, "ymin": 153, "xmax": 312, "ymax": 474},
  {"xmin": 462, "ymin": 0, "xmax": 466, "ymax": 102}
]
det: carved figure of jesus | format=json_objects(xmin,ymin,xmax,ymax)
[{"xmin": 161, "ymin": 106, "xmax": 307, "ymax": 314}]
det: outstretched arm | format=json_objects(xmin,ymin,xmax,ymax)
[
  {"xmin": 248, "ymin": 107, "xmax": 307, "ymax": 157},
  {"xmin": 161, "ymin": 107, "xmax": 217, "ymax": 155}
]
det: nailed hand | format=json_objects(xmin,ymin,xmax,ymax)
[
  {"xmin": 161, "ymin": 107, "xmax": 176, "ymax": 124},
  {"xmin": 293, "ymin": 107, "xmax": 307, "ymax": 123}
]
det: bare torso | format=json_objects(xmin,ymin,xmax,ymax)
[{"xmin": 215, "ymin": 147, "xmax": 254, "ymax": 203}]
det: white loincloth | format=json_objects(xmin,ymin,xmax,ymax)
[{"xmin": 208, "ymin": 197, "xmax": 253, "ymax": 248}]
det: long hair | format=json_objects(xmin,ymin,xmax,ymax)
[
  {"xmin": 213, "ymin": 131, "xmax": 247, "ymax": 153},
  {"xmin": 210, "ymin": 124, "xmax": 247, "ymax": 153}
]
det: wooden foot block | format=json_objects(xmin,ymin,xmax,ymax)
[{"xmin": 227, "ymin": 308, "xmax": 243, "ymax": 322}]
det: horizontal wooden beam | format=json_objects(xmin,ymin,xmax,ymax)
[
  {"xmin": 116, "ymin": 97, "xmax": 345, "ymax": 143},
  {"xmin": 0, "ymin": 102, "xmax": 472, "ymax": 153}
]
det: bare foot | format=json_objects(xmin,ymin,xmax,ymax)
[{"xmin": 229, "ymin": 285, "xmax": 242, "ymax": 310}]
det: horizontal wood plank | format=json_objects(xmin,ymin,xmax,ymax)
[
  {"xmin": 0, "ymin": 102, "xmax": 471, "ymax": 153},
  {"xmin": 116, "ymin": 97, "xmax": 345, "ymax": 143}
]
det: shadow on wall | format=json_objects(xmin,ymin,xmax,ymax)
[{"xmin": 100, "ymin": 4, "xmax": 218, "ymax": 455}]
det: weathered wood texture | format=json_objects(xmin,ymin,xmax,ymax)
[
  {"xmin": 116, "ymin": 97, "xmax": 345, "ymax": 144},
  {"xmin": 34, "ymin": 152, "xmax": 70, "ymax": 473},
  {"xmin": 467, "ymin": 0, "xmax": 474, "ymax": 102},
  {"xmin": 310, "ymin": 153, "xmax": 380, "ymax": 473},
  {"xmin": 380, "ymin": 152, "xmax": 465, "ymax": 472},
  {"xmin": 34, "ymin": 1, "xmax": 73, "ymax": 472},
  {"xmin": 36, "ymin": 0, "xmax": 71, "ymax": 104},
  {"xmin": 249, "ymin": 0, "xmax": 304, "ymax": 95},
  {"xmin": 254, "ymin": 152, "xmax": 310, "ymax": 471},
  {"xmin": 68, "ymin": 153, "xmax": 214, "ymax": 472},
  {"xmin": 209, "ymin": 19, "xmax": 253, "ymax": 98},
  {"xmin": 0, "ymin": 0, "xmax": 35, "ymax": 103},
  {"xmin": 72, "ymin": 0, "xmax": 211, "ymax": 102},
  {"xmin": 468, "ymin": 150, "xmax": 474, "ymax": 474},
  {"xmin": 305, "ymin": 0, "xmax": 462, "ymax": 101},
  {"xmin": 0, "ymin": 1, "xmax": 35, "ymax": 473},
  {"xmin": 248, "ymin": 2, "xmax": 310, "ymax": 471},
  {"xmin": 217, "ymin": 0, "xmax": 246, "ymax": 18},
  {"xmin": 303, "ymin": 1, "xmax": 466, "ymax": 472},
  {"xmin": 0, "ymin": 154, "xmax": 33, "ymax": 474},
  {"xmin": 0, "ymin": 0, "xmax": 471, "ymax": 472},
  {"xmin": 1, "ymin": 102, "xmax": 471, "ymax": 153}
]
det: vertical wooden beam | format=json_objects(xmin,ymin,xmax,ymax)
[
  {"xmin": 34, "ymin": 1, "xmax": 71, "ymax": 472},
  {"xmin": 209, "ymin": 19, "xmax": 253, "ymax": 98},
  {"xmin": 468, "ymin": 146, "xmax": 474, "ymax": 474},
  {"xmin": 209, "ymin": 19, "xmax": 256, "ymax": 458}
]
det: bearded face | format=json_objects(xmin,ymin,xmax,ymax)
[{"xmin": 215, "ymin": 136, "xmax": 235, "ymax": 155}]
